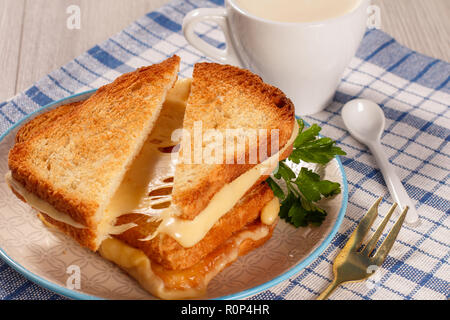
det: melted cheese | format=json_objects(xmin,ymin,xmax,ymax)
[
  {"xmin": 102, "ymin": 78, "xmax": 191, "ymax": 219},
  {"xmin": 98, "ymin": 223, "xmax": 270, "ymax": 299},
  {"xmin": 6, "ymin": 171, "xmax": 86, "ymax": 229},
  {"xmin": 7, "ymin": 172, "xmax": 138, "ymax": 234},
  {"xmin": 96, "ymin": 79, "xmax": 191, "ymax": 236},
  {"xmin": 146, "ymin": 121, "xmax": 299, "ymax": 248},
  {"xmin": 261, "ymin": 197, "xmax": 280, "ymax": 225}
]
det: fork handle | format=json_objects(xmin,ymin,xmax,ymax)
[{"xmin": 316, "ymin": 279, "xmax": 343, "ymax": 300}]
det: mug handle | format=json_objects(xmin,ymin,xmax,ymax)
[{"xmin": 182, "ymin": 8, "xmax": 242, "ymax": 66}]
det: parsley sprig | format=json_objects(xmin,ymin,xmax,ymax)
[{"xmin": 267, "ymin": 119, "xmax": 346, "ymax": 228}]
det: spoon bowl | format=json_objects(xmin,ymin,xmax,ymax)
[{"xmin": 342, "ymin": 98, "xmax": 385, "ymax": 146}]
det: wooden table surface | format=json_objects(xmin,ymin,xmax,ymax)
[{"xmin": 1, "ymin": 0, "xmax": 449, "ymax": 103}]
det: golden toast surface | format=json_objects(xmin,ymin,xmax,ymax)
[{"xmin": 172, "ymin": 63, "xmax": 295, "ymax": 220}]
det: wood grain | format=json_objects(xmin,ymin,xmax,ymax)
[
  {"xmin": 14, "ymin": 0, "xmax": 168, "ymax": 102},
  {"xmin": 373, "ymin": 0, "xmax": 450, "ymax": 62},
  {"xmin": 0, "ymin": 0, "xmax": 25, "ymax": 102},
  {"xmin": 0, "ymin": 0, "xmax": 448, "ymax": 103}
]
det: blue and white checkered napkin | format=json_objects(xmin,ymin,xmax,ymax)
[{"xmin": 0, "ymin": 0, "xmax": 449, "ymax": 300}]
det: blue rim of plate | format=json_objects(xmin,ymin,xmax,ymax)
[{"xmin": 0, "ymin": 91, "xmax": 348, "ymax": 300}]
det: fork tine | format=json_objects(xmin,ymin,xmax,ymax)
[
  {"xmin": 350, "ymin": 197, "xmax": 383, "ymax": 248},
  {"xmin": 373, "ymin": 207, "xmax": 408, "ymax": 265},
  {"xmin": 362, "ymin": 203, "xmax": 398, "ymax": 256}
]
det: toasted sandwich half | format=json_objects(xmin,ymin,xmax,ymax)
[{"xmin": 6, "ymin": 58, "xmax": 297, "ymax": 299}]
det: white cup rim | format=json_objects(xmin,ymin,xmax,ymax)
[{"xmin": 227, "ymin": 0, "xmax": 369, "ymax": 27}]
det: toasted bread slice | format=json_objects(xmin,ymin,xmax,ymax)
[
  {"xmin": 172, "ymin": 63, "xmax": 295, "ymax": 220},
  {"xmin": 8, "ymin": 56, "xmax": 181, "ymax": 250}
]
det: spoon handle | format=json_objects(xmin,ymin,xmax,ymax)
[{"xmin": 369, "ymin": 143, "xmax": 420, "ymax": 226}]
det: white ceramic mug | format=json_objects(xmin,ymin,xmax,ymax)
[{"xmin": 183, "ymin": 0, "xmax": 370, "ymax": 115}]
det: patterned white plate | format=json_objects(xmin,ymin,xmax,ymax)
[{"xmin": 0, "ymin": 91, "xmax": 348, "ymax": 300}]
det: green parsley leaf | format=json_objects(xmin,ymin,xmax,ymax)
[
  {"xmin": 289, "ymin": 122, "xmax": 346, "ymax": 165},
  {"xmin": 266, "ymin": 119, "xmax": 345, "ymax": 228},
  {"xmin": 288, "ymin": 200, "xmax": 307, "ymax": 227},
  {"xmin": 278, "ymin": 195, "xmax": 328, "ymax": 228},
  {"xmin": 279, "ymin": 191, "xmax": 295, "ymax": 221},
  {"xmin": 274, "ymin": 161, "xmax": 296, "ymax": 181},
  {"xmin": 295, "ymin": 168, "xmax": 341, "ymax": 202},
  {"xmin": 300, "ymin": 198, "xmax": 327, "ymax": 227},
  {"xmin": 267, "ymin": 177, "xmax": 285, "ymax": 200}
]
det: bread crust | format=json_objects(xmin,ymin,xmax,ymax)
[
  {"xmin": 16, "ymin": 101, "xmax": 83, "ymax": 144},
  {"xmin": 8, "ymin": 186, "xmax": 99, "ymax": 250},
  {"xmin": 114, "ymin": 181, "xmax": 275, "ymax": 270},
  {"xmin": 8, "ymin": 56, "xmax": 180, "ymax": 250},
  {"xmin": 172, "ymin": 62, "xmax": 295, "ymax": 220}
]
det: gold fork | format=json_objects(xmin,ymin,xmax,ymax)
[{"xmin": 317, "ymin": 197, "xmax": 408, "ymax": 300}]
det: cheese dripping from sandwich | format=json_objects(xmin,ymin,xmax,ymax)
[{"xmin": 140, "ymin": 120, "xmax": 298, "ymax": 248}]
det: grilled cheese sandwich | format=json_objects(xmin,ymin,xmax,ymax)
[{"xmin": 6, "ymin": 57, "xmax": 296, "ymax": 299}]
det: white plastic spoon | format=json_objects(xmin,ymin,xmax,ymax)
[{"xmin": 342, "ymin": 98, "xmax": 420, "ymax": 226}]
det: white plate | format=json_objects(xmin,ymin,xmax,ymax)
[{"xmin": 0, "ymin": 91, "xmax": 348, "ymax": 300}]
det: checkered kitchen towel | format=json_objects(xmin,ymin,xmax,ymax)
[{"xmin": 0, "ymin": 0, "xmax": 449, "ymax": 300}]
